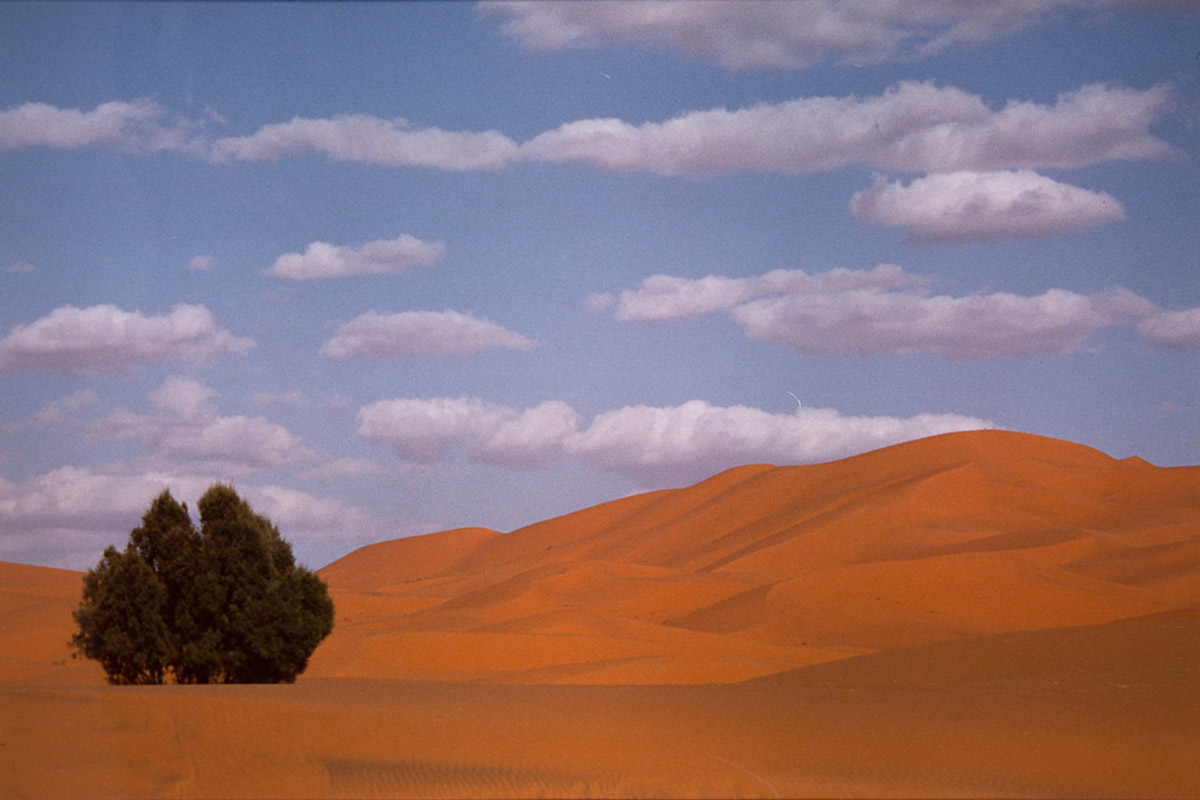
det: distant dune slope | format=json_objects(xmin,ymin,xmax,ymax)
[
  {"xmin": 304, "ymin": 429, "xmax": 1200, "ymax": 683},
  {"xmin": 3, "ymin": 430, "xmax": 1199, "ymax": 685},
  {"xmin": 0, "ymin": 562, "xmax": 105, "ymax": 684}
]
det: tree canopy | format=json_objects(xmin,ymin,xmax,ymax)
[{"xmin": 72, "ymin": 484, "xmax": 334, "ymax": 684}]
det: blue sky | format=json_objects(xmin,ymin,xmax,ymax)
[{"xmin": 2, "ymin": 1, "xmax": 1198, "ymax": 570}]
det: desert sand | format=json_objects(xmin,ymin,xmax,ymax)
[{"xmin": 2, "ymin": 430, "xmax": 1198, "ymax": 798}]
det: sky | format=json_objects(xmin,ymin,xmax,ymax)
[{"xmin": 2, "ymin": 1, "xmax": 1199, "ymax": 571}]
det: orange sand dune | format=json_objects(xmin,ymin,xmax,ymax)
[
  {"xmin": 0, "ymin": 561, "xmax": 105, "ymax": 685},
  {"xmin": 309, "ymin": 429, "xmax": 1200, "ymax": 683},
  {"xmin": 2, "ymin": 429, "xmax": 1199, "ymax": 797}
]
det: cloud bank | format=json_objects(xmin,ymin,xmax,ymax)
[
  {"xmin": 92, "ymin": 376, "xmax": 316, "ymax": 472},
  {"xmin": 4, "ymin": 82, "xmax": 1174, "ymax": 180},
  {"xmin": 523, "ymin": 82, "xmax": 1173, "ymax": 177},
  {"xmin": 357, "ymin": 396, "xmax": 990, "ymax": 485},
  {"xmin": 0, "ymin": 464, "xmax": 381, "ymax": 569},
  {"xmin": 268, "ymin": 234, "xmax": 446, "ymax": 280},
  {"xmin": 211, "ymin": 115, "xmax": 520, "ymax": 170},
  {"xmin": 849, "ymin": 170, "xmax": 1126, "ymax": 242},
  {"xmin": 0, "ymin": 99, "xmax": 206, "ymax": 154},
  {"xmin": 1137, "ymin": 308, "xmax": 1200, "ymax": 348},
  {"xmin": 322, "ymin": 310, "xmax": 536, "ymax": 359},
  {"xmin": 597, "ymin": 266, "xmax": 1183, "ymax": 358},
  {"xmin": 357, "ymin": 397, "xmax": 579, "ymax": 468},
  {"xmin": 483, "ymin": 0, "xmax": 1199, "ymax": 69},
  {"xmin": 0, "ymin": 304, "xmax": 254, "ymax": 375}
]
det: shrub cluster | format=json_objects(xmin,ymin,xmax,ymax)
[{"xmin": 72, "ymin": 484, "xmax": 334, "ymax": 684}]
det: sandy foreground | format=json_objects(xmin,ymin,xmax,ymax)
[
  {"xmin": 2, "ymin": 431, "xmax": 1199, "ymax": 798},
  {"xmin": 2, "ymin": 611, "xmax": 1198, "ymax": 799}
]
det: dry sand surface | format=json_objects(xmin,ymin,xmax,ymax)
[{"xmin": 2, "ymin": 430, "xmax": 1198, "ymax": 798}]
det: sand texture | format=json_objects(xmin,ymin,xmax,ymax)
[{"xmin": 2, "ymin": 430, "xmax": 1198, "ymax": 798}]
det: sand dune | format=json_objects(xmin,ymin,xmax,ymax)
[
  {"xmin": 307, "ymin": 429, "xmax": 1199, "ymax": 683},
  {"xmin": 0, "ymin": 561, "xmax": 105, "ymax": 685},
  {"xmin": 2, "ymin": 429, "xmax": 1198, "ymax": 797}
]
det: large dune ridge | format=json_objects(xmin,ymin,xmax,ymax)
[{"xmin": 2, "ymin": 429, "xmax": 1198, "ymax": 798}]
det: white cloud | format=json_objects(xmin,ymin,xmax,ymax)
[
  {"xmin": 0, "ymin": 466, "xmax": 204, "ymax": 529},
  {"xmin": 151, "ymin": 375, "xmax": 215, "ymax": 417},
  {"xmin": 732, "ymin": 287, "xmax": 1152, "ymax": 358},
  {"xmin": 8, "ymin": 81, "xmax": 1173, "ymax": 181},
  {"xmin": 6, "ymin": 261, "xmax": 36, "ymax": 274},
  {"xmin": 356, "ymin": 395, "xmax": 990, "ymax": 485},
  {"xmin": 93, "ymin": 376, "xmax": 315, "ymax": 472},
  {"xmin": 322, "ymin": 310, "xmax": 536, "ymax": 359},
  {"xmin": 569, "ymin": 400, "xmax": 991, "ymax": 485},
  {"xmin": 185, "ymin": 254, "xmax": 216, "ymax": 272},
  {"xmin": 600, "ymin": 267, "xmax": 1163, "ymax": 358},
  {"xmin": 243, "ymin": 484, "xmax": 385, "ymax": 553},
  {"xmin": 608, "ymin": 265, "xmax": 921, "ymax": 322},
  {"xmin": 0, "ymin": 304, "xmax": 254, "ymax": 375},
  {"xmin": 481, "ymin": 0, "xmax": 1016, "ymax": 68},
  {"xmin": 357, "ymin": 397, "xmax": 578, "ymax": 468},
  {"xmin": 33, "ymin": 389, "xmax": 100, "ymax": 427},
  {"xmin": 522, "ymin": 82, "xmax": 1174, "ymax": 177},
  {"xmin": 0, "ymin": 99, "xmax": 205, "ymax": 154},
  {"xmin": 0, "ymin": 465, "xmax": 381, "ymax": 569},
  {"xmin": 211, "ymin": 114, "xmax": 520, "ymax": 170},
  {"xmin": 0, "ymin": 465, "xmax": 216, "ymax": 568},
  {"xmin": 267, "ymin": 234, "xmax": 446, "ymax": 280},
  {"xmin": 483, "ymin": 1, "xmax": 1196, "ymax": 69},
  {"xmin": 849, "ymin": 170, "xmax": 1125, "ymax": 242},
  {"xmin": 1136, "ymin": 308, "xmax": 1200, "ymax": 348}
]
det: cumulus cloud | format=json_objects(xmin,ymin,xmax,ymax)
[
  {"xmin": 733, "ymin": 287, "xmax": 1153, "ymax": 358},
  {"xmin": 849, "ymin": 170, "xmax": 1125, "ymax": 242},
  {"xmin": 606, "ymin": 265, "xmax": 921, "ymax": 322},
  {"xmin": 0, "ymin": 99, "xmax": 206, "ymax": 154},
  {"xmin": 6, "ymin": 261, "xmax": 37, "ymax": 274},
  {"xmin": 570, "ymin": 401, "xmax": 990, "ymax": 485},
  {"xmin": 33, "ymin": 389, "xmax": 99, "ymax": 426},
  {"xmin": 322, "ymin": 310, "xmax": 536, "ymax": 359},
  {"xmin": 0, "ymin": 466, "xmax": 206, "ymax": 531},
  {"xmin": 211, "ymin": 114, "xmax": 520, "ymax": 170},
  {"xmin": 600, "ymin": 266, "xmax": 1164, "ymax": 358},
  {"xmin": 0, "ymin": 465, "xmax": 215, "ymax": 568},
  {"xmin": 484, "ymin": 1, "xmax": 1196, "ymax": 69},
  {"xmin": 356, "ymin": 395, "xmax": 990, "ymax": 485},
  {"xmin": 267, "ymin": 234, "xmax": 445, "ymax": 280},
  {"xmin": 242, "ymin": 484, "xmax": 384, "ymax": 555},
  {"xmin": 0, "ymin": 303, "xmax": 254, "ymax": 375},
  {"xmin": 8, "ymin": 81, "xmax": 1173, "ymax": 180},
  {"xmin": 92, "ymin": 376, "xmax": 315, "ymax": 472},
  {"xmin": 1136, "ymin": 308, "xmax": 1200, "ymax": 348},
  {"xmin": 0, "ymin": 465, "xmax": 381, "ymax": 569},
  {"xmin": 357, "ymin": 397, "xmax": 578, "ymax": 468},
  {"xmin": 522, "ymin": 82, "xmax": 1173, "ymax": 177}
]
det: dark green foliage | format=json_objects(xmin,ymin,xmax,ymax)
[
  {"xmin": 72, "ymin": 485, "xmax": 335, "ymax": 685},
  {"xmin": 71, "ymin": 546, "xmax": 171, "ymax": 684}
]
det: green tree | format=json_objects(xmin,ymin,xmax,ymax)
[
  {"xmin": 71, "ymin": 545, "xmax": 171, "ymax": 684},
  {"xmin": 127, "ymin": 490, "xmax": 202, "ymax": 680},
  {"xmin": 194, "ymin": 484, "xmax": 334, "ymax": 683},
  {"xmin": 72, "ymin": 484, "xmax": 334, "ymax": 684}
]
